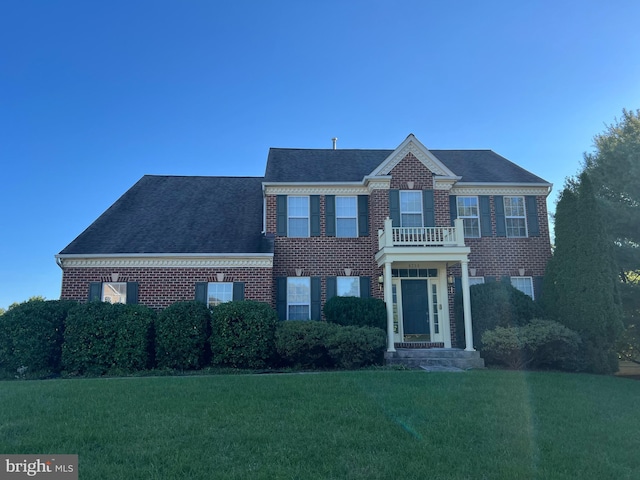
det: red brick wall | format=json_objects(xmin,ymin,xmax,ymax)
[{"xmin": 60, "ymin": 266, "xmax": 273, "ymax": 310}]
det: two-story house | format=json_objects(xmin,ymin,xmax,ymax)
[{"xmin": 57, "ymin": 134, "xmax": 552, "ymax": 360}]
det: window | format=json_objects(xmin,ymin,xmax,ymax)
[
  {"xmin": 468, "ymin": 277, "xmax": 485, "ymax": 287},
  {"xmin": 400, "ymin": 191, "xmax": 422, "ymax": 227},
  {"xmin": 511, "ymin": 276, "xmax": 534, "ymax": 299},
  {"xmin": 336, "ymin": 196, "xmax": 357, "ymax": 237},
  {"xmin": 288, "ymin": 196, "xmax": 309, "ymax": 237},
  {"xmin": 287, "ymin": 277, "xmax": 310, "ymax": 320},
  {"xmin": 102, "ymin": 282, "xmax": 127, "ymax": 304},
  {"xmin": 504, "ymin": 196, "xmax": 527, "ymax": 237},
  {"xmin": 207, "ymin": 282, "xmax": 233, "ymax": 307},
  {"xmin": 457, "ymin": 196, "xmax": 480, "ymax": 237},
  {"xmin": 337, "ymin": 277, "xmax": 360, "ymax": 297}
]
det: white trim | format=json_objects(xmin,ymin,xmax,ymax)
[
  {"xmin": 263, "ymin": 176, "xmax": 392, "ymax": 195},
  {"xmin": 56, "ymin": 253, "xmax": 273, "ymax": 268},
  {"xmin": 451, "ymin": 183, "xmax": 552, "ymax": 196},
  {"xmin": 370, "ymin": 134, "xmax": 458, "ymax": 177}
]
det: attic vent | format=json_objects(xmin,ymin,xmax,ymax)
[{"xmin": 332, "ymin": 137, "xmax": 337, "ymax": 150}]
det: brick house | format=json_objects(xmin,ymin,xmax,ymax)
[{"xmin": 57, "ymin": 134, "xmax": 552, "ymax": 357}]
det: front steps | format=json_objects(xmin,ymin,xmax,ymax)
[{"xmin": 385, "ymin": 348, "xmax": 485, "ymax": 370}]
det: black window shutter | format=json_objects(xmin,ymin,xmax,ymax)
[
  {"xmin": 276, "ymin": 277, "xmax": 287, "ymax": 320},
  {"xmin": 195, "ymin": 282, "xmax": 208, "ymax": 304},
  {"xmin": 311, "ymin": 277, "xmax": 321, "ymax": 320},
  {"xmin": 485, "ymin": 276, "xmax": 496, "ymax": 283},
  {"xmin": 449, "ymin": 195, "xmax": 457, "ymax": 226},
  {"xmin": 126, "ymin": 282, "xmax": 139, "ymax": 304},
  {"xmin": 533, "ymin": 276, "xmax": 544, "ymax": 301},
  {"xmin": 325, "ymin": 195, "xmax": 336, "ymax": 237},
  {"xmin": 326, "ymin": 276, "xmax": 337, "ymax": 300},
  {"xmin": 480, "ymin": 196, "xmax": 492, "ymax": 237},
  {"xmin": 232, "ymin": 282, "xmax": 245, "ymax": 301},
  {"xmin": 88, "ymin": 282, "xmax": 102, "ymax": 302},
  {"xmin": 310, "ymin": 195, "xmax": 320, "ymax": 237},
  {"xmin": 494, "ymin": 196, "xmax": 506, "ymax": 237},
  {"xmin": 389, "ymin": 190, "xmax": 400, "ymax": 227},
  {"xmin": 454, "ymin": 277, "xmax": 462, "ymax": 296},
  {"xmin": 423, "ymin": 189, "xmax": 435, "ymax": 227},
  {"xmin": 358, "ymin": 195, "xmax": 369, "ymax": 236},
  {"xmin": 525, "ymin": 196, "xmax": 540, "ymax": 237},
  {"xmin": 360, "ymin": 276, "xmax": 371, "ymax": 298},
  {"xmin": 276, "ymin": 195, "xmax": 287, "ymax": 237}
]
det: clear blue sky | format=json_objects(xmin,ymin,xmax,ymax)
[{"xmin": 1, "ymin": 0, "xmax": 639, "ymax": 310}]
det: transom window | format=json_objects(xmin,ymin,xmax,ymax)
[
  {"xmin": 400, "ymin": 191, "xmax": 423, "ymax": 227},
  {"xmin": 511, "ymin": 276, "xmax": 534, "ymax": 299},
  {"xmin": 504, "ymin": 196, "xmax": 527, "ymax": 237},
  {"xmin": 102, "ymin": 282, "xmax": 126, "ymax": 304},
  {"xmin": 207, "ymin": 282, "xmax": 233, "ymax": 307},
  {"xmin": 335, "ymin": 196, "xmax": 357, "ymax": 237},
  {"xmin": 457, "ymin": 196, "xmax": 480, "ymax": 237},
  {"xmin": 288, "ymin": 196, "xmax": 309, "ymax": 237},
  {"xmin": 337, "ymin": 277, "xmax": 360, "ymax": 297},
  {"xmin": 287, "ymin": 277, "xmax": 310, "ymax": 320}
]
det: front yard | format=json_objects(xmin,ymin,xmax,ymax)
[{"xmin": 2, "ymin": 370, "xmax": 639, "ymax": 479}]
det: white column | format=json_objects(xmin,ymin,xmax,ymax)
[
  {"xmin": 460, "ymin": 259, "xmax": 475, "ymax": 351},
  {"xmin": 384, "ymin": 261, "xmax": 396, "ymax": 352}
]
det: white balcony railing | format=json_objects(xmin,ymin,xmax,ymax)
[{"xmin": 378, "ymin": 218, "xmax": 465, "ymax": 249}]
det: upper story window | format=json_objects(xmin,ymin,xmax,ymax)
[
  {"xmin": 400, "ymin": 191, "xmax": 423, "ymax": 227},
  {"xmin": 288, "ymin": 196, "xmax": 309, "ymax": 237},
  {"xmin": 207, "ymin": 282, "xmax": 233, "ymax": 307},
  {"xmin": 336, "ymin": 196, "xmax": 357, "ymax": 237},
  {"xmin": 504, "ymin": 196, "xmax": 527, "ymax": 237},
  {"xmin": 102, "ymin": 282, "xmax": 127, "ymax": 304},
  {"xmin": 337, "ymin": 276, "xmax": 360, "ymax": 297},
  {"xmin": 457, "ymin": 196, "xmax": 480, "ymax": 238}
]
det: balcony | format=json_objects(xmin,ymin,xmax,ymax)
[{"xmin": 378, "ymin": 218, "xmax": 465, "ymax": 249}]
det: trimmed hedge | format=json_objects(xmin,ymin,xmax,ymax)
[
  {"xmin": 275, "ymin": 321, "xmax": 385, "ymax": 369},
  {"xmin": 456, "ymin": 281, "xmax": 542, "ymax": 349},
  {"xmin": 62, "ymin": 302, "xmax": 155, "ymax": 375},
  {"xmin": 155, "ymin": 301, "xmax": 211, "ymax": 370},
  {"xmin": 210, "ymin": 301, "xmax": 278, "ymax": 369},
  {"xmin": 323, "ymin": 296, "xmax": 386, "ymax": 330},
  {"xmin": 0, "ymin": 299, "xmax": 77, "ymax": 378},
  {"xmin": 481, "ymin": 319, "xmax": 582, "ymax": 370}
]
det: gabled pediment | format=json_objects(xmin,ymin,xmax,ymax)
[{"xmin": 370, "ymin": 134, "xmax": 458, "ymax": 178}]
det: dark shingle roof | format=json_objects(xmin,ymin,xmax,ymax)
[
  {"xmin": 60, "ymin": 175, "xmax": 271, "ymax": 255},
  {"xmin": 264, "ymin": 148, "xmax": 549, "ymax": 184}
]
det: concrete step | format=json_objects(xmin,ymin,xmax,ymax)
[{"xmin": 385, "ymin": 348, "xmax": 485, "ymax": 370}]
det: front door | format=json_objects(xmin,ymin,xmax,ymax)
[{"xmin": 401, "ymin": 280, "xmax": 429, "ymax": 339}]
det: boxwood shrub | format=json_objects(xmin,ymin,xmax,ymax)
[
  {"xmin": 155, "ymin": 301, "xmax": 211, "ymax": 370},
  {"xmin": 275, "ymin": 321, "xmax": 385, "ymax": 369},
  {"xmin": 481, "ymin": 319, "xmax": 582, "ymax": 370},
  {"xmin": 62, "ymin": 302, "xmax": 155, "ymax": 375},
  {"xmin": 0, "ymin": 299, "xmax": 77, "ymax": 378},
  {"xmin": 210, "ymin": 301, "xmax": 278, "ymax": 369},
  {"xmin": 323, "ymin": 296, "xmax": 386, "ymax": 330}
]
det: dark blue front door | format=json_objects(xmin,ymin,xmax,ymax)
[{"xmin": 401, "ymin": 280, "xmax": 429, "ymax": 335}]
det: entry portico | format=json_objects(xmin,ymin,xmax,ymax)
[{"xmin": 376, "ymin": 217, "xmax": 474, "ymax": 352}]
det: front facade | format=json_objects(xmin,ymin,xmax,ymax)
[{"xmin": 57, "ymin": 135, "xmax": 552, "ymax": 353}]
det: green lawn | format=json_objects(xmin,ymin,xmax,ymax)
[{"xmin": 1, "ymin": 370, "xmax": 639, "ymax": 479}]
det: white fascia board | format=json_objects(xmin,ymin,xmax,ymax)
[{"xmin": 56, "ymin": 253, "xmax": 274, "ymax": 269}]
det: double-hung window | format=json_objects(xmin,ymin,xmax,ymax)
[
  {"xmin": 287, "ymin": 277, "xmax": 311, "ymax": 320},
  {"xmin": 511, "ymin": 276, "xmax": 534, "ymax": 299},
  {"xmin": 400, "ymin": 191, "xmax": 423, "ymax": 227},
  {"xmin": 102, "ymin": 282, "xmax": 127, "ymax": 304},
  {"xmin": 457, "ymin": 196, "xmax": 480, "ymax": 237},
  {"xmin": 337, "ymin": 276, "xmax": 360, "ymax": 297},
  {"xmin": 288, "ymin": 196, "xmax": 309, "ymax": 237},
  {"xmin": 207, "ymin": 282, "xmax": 233, "ymax": 307},
  {"xmin": 335, "ymin": 196, "xmax": 358, "ymax": 237},
  {"xmin": 504, "ymin": 196, "xmax": 527, "ymax": 237}
]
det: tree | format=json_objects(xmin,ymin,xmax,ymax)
[
  {"xmin": 543, "ymin": 173, "xmax": 623, "ymax": 373},
  {"xmin": 583, "ymin": 109, "xmax": 640, "ymax": 362}
]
